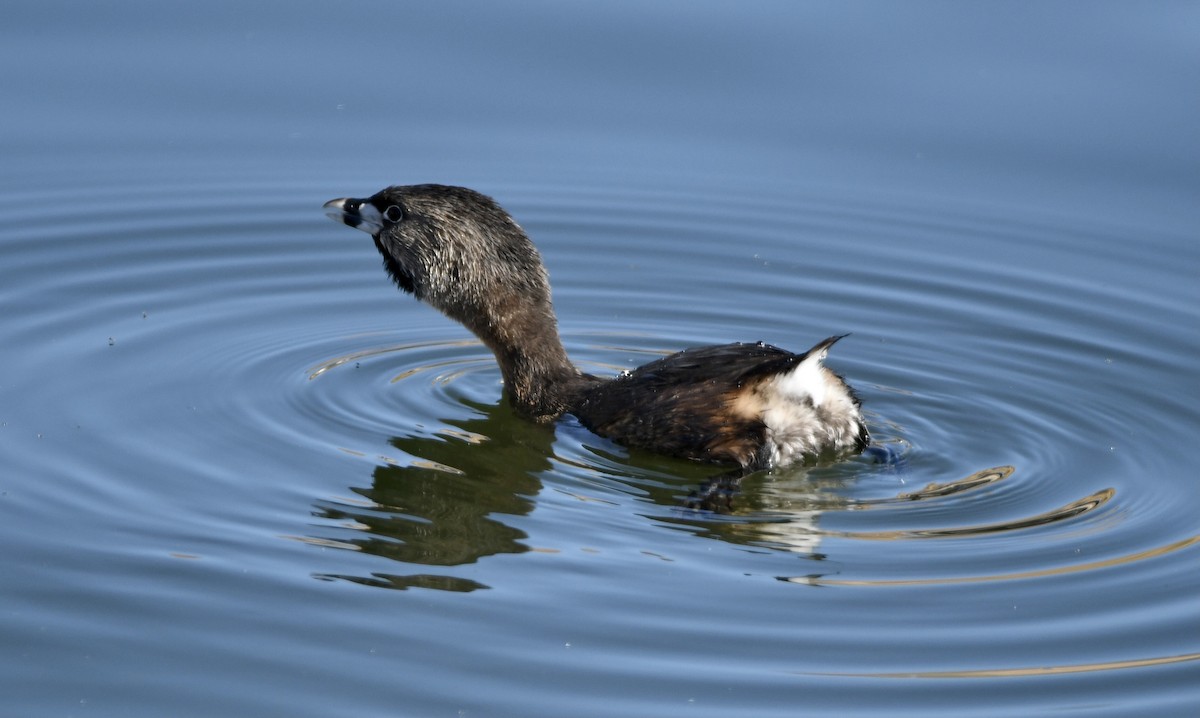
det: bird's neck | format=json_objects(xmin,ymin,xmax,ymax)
[{"xmin": 455, "ymin": 297, "xmax": 592, "ymax": 422}]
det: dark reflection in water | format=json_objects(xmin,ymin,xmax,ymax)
[
  {"xmin": 309, "ymin": 394, "xmax": 873, "ymax": 588},
  {"xmin": 314, "ymin": 400, "xmax": 557, "ymax": 591},
  {"xmin": 308, "ymin": 364, "xmax": 1122, "ymax": 593},
  {"xmin": 309, "ymin": 384, "xmax": 1116, "ymax": 590}
]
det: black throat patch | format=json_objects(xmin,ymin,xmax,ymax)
[{"xmin": 373, "ymin": 236, "xmax": 416, "ymax": 295}]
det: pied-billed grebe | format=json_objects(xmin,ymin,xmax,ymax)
[{"xmin": 324, "ymin": 184, "xmax": 869, "ymax": 471}]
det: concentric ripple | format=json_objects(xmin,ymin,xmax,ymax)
[
  {"xmin": 3, "ymin": 175, "xmax": 1197, "ymax": 710},
  {"xmin": 302, "ymin": 337, "xmax": 502, "ymax": 437}
]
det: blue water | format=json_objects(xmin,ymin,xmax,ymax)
[{"xmin": 3, "ymin": 2, "xmax": 1199, "ymax": 717}]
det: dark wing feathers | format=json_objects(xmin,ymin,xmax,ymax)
[{"xmin": 574, "ymin": 342, "xmax": 800, "ymax": 467}]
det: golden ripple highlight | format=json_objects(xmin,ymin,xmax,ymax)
[
  {"xmin": 831, "ymin": 487, "xmax": 1115, "ymax": 541},
  {"xmin": 806, "ymin": 651, "xmax": 1200, "ymax": 678},
  {"xmin": 783, "ymin": 533, "xmax": 1200, "ymax": 587},
  {"xmin": 891, "ymin": 465, "xmax": 1014, "ymax": 502}
]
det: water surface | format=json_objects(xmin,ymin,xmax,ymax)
[{"xmin": 2, "ymin": 2, "xmax": 1198, "ymax": 717}]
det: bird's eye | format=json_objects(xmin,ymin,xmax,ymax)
[{"xmin": 383, "ymin": 205, "xmax": 404, "ymax": 223}]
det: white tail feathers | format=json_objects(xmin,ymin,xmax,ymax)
[{"xmin": 775, "ymin": 334, "xmax": 848, "ymax": 408}]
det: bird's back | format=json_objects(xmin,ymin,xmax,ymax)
[{"xmin": 574, "ymin": 338, "xmax": 867, "ymax": 470}]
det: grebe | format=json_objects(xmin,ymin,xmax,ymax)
[{"xmin": 324, "ymin": 184, "xmax": 868, "ymax": 471}]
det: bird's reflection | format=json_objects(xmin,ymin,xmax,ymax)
[
  {"xmin": 313, "ymin": 400, "xmax": 556, "ymax": 591},
  {"xmin": 310, "ymin": 400, "xmax": 886, "ymax": 591}
]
